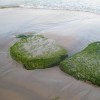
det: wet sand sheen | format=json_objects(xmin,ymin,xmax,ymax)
[{"xmin": 0, "ymin": 8, "xmax": 100, "ymax": 100}]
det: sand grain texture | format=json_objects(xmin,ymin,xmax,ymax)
[{"xmin": 0, "ymin": 8, "xmax": 100, "ymax": 100}]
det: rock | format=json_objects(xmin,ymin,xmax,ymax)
[
  {"xmin": 10, "ymin": 35, "xmax": 67, "ymax": 70},
  {"xmin": 60, "ymin": 42, "xmax": 100, "ymax": 86}
]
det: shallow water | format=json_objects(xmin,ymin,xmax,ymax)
[
  {"xmin": 0, "ymin": 8, "xmax": 100, "ymax": 100},
  {"xmin": 0, "ymin": 0, "xmax": 100, "ymax": 14}
]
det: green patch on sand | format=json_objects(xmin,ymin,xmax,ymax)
[
  {"xmin": 10, "ymin": 35, "xmax": 67, "ymax": 70},
  {"xmin": 60, "ymin": 42, "xmax": 100, "ymax": 86},
  {"xmin": 50, "ymin": 96, "xmax": 60, "ymax": 100},
  {"xmin": 16, "ymin": 32, "xmax": 36, "ymax": 39}
]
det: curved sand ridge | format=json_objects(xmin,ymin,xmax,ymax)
[{"xmin": 0, "ymin": 8, "xmax": 100, "ymax": 100}]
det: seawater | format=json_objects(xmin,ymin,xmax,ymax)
[{"xmin": 0, "ymin": 0, "xmax": 100, "ymax": 14}]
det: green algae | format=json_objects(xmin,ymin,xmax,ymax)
[
  {"xmin": 60, "ymin": 42, "xmax": 100, "ymax": 86},
  {"xmin": 50, "ymin": 96, "xmax": 60, "ymax": 100},
  {"xmin": 16, "ymin": 33, "xmax": 36, "ymax": 39},
  {"xmin": 10, "ymin": 35, "xmax": 67, "ymax": 70}
]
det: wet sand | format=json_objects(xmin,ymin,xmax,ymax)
[{"xmin": 0, "ymin": 8, "xmax": 100, "ymax": 100}]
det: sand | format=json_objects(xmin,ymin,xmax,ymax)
[{"xmin": 0, "ymin": 8, "xmax": 100, "ymax": 100}]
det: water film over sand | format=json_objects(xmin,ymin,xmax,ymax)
[{"xmin": 0, "ymin": 8, "xmax": 100, "ymax": 100}]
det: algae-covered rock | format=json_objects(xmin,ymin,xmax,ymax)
[
  {"xmin": 10, "ymin": 35, "xmax": 67, "ymax": 70},
  {"xmin": 60, "ymin": 42, "xmax": 100, "ymax": 86}
]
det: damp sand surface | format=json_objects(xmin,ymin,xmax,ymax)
[{"xmin": 1, "ymin": 8, "xmax": 100, "ymax": 100}]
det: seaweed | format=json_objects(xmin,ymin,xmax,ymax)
[
  {"xmin": 50, "ymin": 97, "xmax": 60, "ymax": 100},
  {"xmin": 10, "ymin": 35, "xmax": 67, "ymax": 70},
  {"xmin": 16, "ymin": 32, "xmax": 36, "ymax": 39},
  {"xmin": 60, "ymin": 42, "xmax": 100, "ymax": 86}
]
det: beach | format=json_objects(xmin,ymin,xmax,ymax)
[{"xmin": 0, "ymin": 8, "xmax": 100, "ymax": 100}]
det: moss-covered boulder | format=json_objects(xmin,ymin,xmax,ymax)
[
  {"xmin": 10, "ymin": 35, "xmax": 67, "ymax": 70},
  {"xmin": 60, "ymin": 42, "xmax": 100, "ymax": 86}
]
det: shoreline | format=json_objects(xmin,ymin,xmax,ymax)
[
  {"xmin": 0, "ymin": 8, "xmax": 100, "ymax": 100},
  {"xmin": 0, "ymin": 7, "xmax": 100, "ymax": 15}
]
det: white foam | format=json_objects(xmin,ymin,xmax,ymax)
[{"xmin": 0, "ymin": 0, "xmax": 100, "ymax": 14}]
